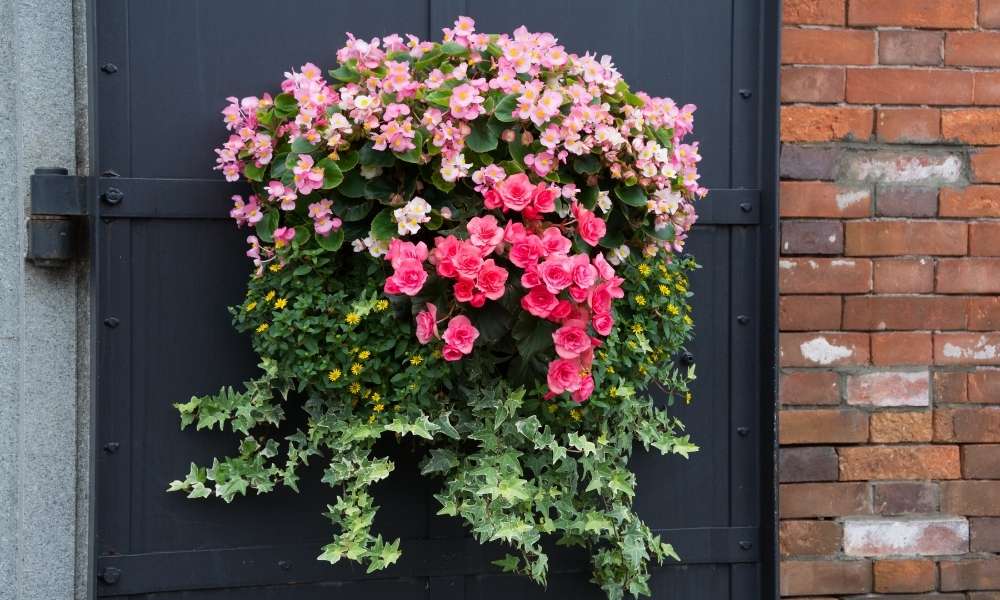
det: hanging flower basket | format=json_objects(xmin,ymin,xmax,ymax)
[{"xmin": 170, "ymin": 16, "xmax": 705, "ymax": 599}]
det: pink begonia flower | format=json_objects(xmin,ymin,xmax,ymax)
[
  {"xmin": 530, "ymin": 184, "xmax": 558, "ymax": 215},
  {"xmin": 452, "ymin": 242, "xmax": 485, "ymax": 280},
  {"xmin": 540, "ymin": 227, "xmax": 571, "ymax": 256},
  {"xmin": 549, "ymin": 299, "xmax": 573, "ymax": 322},
  {"xmin": 521, "ymin": 286, "xmax": 558, "ymax": 318},
  {"xmin": 475, "ymin": 259, "xmax": 508, "ymax": 300},
  {"xmin": 593, "ymin": 252, "xmax": 617, "ymax": 280},
  {"xmin": 494, "ymin": 173, "xmax": 534, "ymax": 211},
  {"xmin": 308, "ymin": 199, "xmax": 342, "ymax": 235},
  {"xmin": 572, "ymin": 375, "xmax": 595, "ymax": 403},
  {"xmin": 571, "ymin": 256, "xmax": 598, "ymax": 289},
  {"xmin": 442, "ymin": 315, "xmax": 479, "ymax": 360},
  {"xmin": 546, "ymin": 358, "xmax": 583, "ymax": 394},
  {"xmin": 273, "ymin": 226, "xmax": 296, "ymax": 248},
  {"xmin": 453, "ymin": 278, "xmax": 476, "ymax": 304},
  {"xmin": 588, "ymin": 279, "xmax": 624, "ymax": 315},
  {"xmin": 385, "ymin": 258, "xmax": 427, "ymax": 296},
  {"xmin": 292, "ymin": 154, "xmax": 325, "ymax": 195},
  {"xmin": 592, "ymin": 312, "xmax": 615, "ymax": 336},
  {"xmin": 430, "ymin": 235, "xmax": 462, "ymax": 278},
  {"xmin": 387, "ymin": 239, "xmax": 429, "ymax": 268},
  {"xmin": 508, "ymin": 234, "xmax": 544, "ymax": 269},
  {"xmin": 537, "ymin": 255, "xmax": 574, "ymax": 294},
  {"xmin": 575, "ymin": 204, "xmax": 607, "ymax": 247},
  {"xmin": 552, "ymin": 323, "xmax": 592, "ymax": 359},
  {"xmin": 466, "ymin": 215, "xmax": 504, "ymax": 250},
  {"xmin": 449, "ymin": 83, "xmax": 485, "ymax": 120},
  {"xmin": 415, "ymin": 303, "xmax": 439, "ymax": 344}
]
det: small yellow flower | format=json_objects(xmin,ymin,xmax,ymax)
[
  {"xmin": 345, "ymin": 313, "xmax": 361, "ymax": 326},
  {"xmin": 638, "ymin": 263, "xmax": 652, "ymax": 277},
  {"xmin": 368, "ymin": 414, "xmax": 376, "ymax": 423},
  {"xmin": 373, "ymin": 402, "xmax": 385, "ymax": 413},
  {"xmin": 264, "ymin": 290, "xmax": 276, "ymax": 302},
  {"xmin": 409, "ymin": 355, "xmax": 423, "ymax": 366},
  {"xmin": 274, "ymin": 298, "xmax": 288, "ymax": 309},
  {"xmin": 609, "ymin": 386, "xmax": 618, "ymax": 397},
  {"xmin": 547, "ymin": 404, "xmax": 558, "ymax": 413},
  {"xmin": 408, "ymin": 383, "xmax": 417, "ymax": 391},
  {"xmin": 362, "ymin": 388, "xmax": 371, "ymax": 399},
  {"xmin": 269, "ymin": 263, "xmax": 282, "ymax": 272},
  {"xmin": 349, "ymin": 382, "xmax": 361, "ymax": 394},
  {"xmin": 658, "ymin": 284, "xmax": 670, "ymax": 295},
  {"xmin": 431, "ymin": 350, "xmax": 442, "ymax": 359},
  {"xmin": 683, "ymin": 315, "xmax": 693, "ymax": 326},
  {"xmin": 328, "ymin": 368, "xmax": 342, "ymax": 382},
  {"xmin": 375, "ymin": 299, "xmax": 389, "ymax": 312},
  {"xmin": 632, "ymin": 323, "xmax": 644, "ymax": 334},
  {"xmin": 606, "ymin": 365, "xmax": 615, "ymax": 374},
  {"xmin": 371, "ymin": 392, "xmax": 381, "ymax": 403},
  {"xmin": 357, "ymin": 350, "xmax": 371, "ymax": 361},
  {"xmin": 685, "ymin": 391, "xmax": 692, "ymax": 404},
  {"xmin": 245, "ymin": 301, "xmax": 258, "ymax": 312},
  {"xmin": 634, "ymin": 295, "xmax": 647, "ymax": 307},
  {"xmin": 569, "ymin": 409, "xmax": 582, "ymax": 422},
  {"xmin": 351, "ymin": 363, "xmax": 363, "ymax": 375},
  {"xmin": 255, "ymin": 323, "xmax": 269, "ymax": 333},
  {"xmin": 668, "ymin": 304, "xmax": 680, "ymax": 316}
]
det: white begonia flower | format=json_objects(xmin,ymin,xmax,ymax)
[
  {"xmin": 360, "ymin": 165, "xmax": 383, "ymax": 179},
  {"xmin": 596, "ymin": 190, "xmax": 612, "ymax": 213},
  {"xmin": 607, "ymin": 244, "xmax": 631, "ymax": 265},
  {"xmin": 354, "ymin": 95, "xmax": 373, "ymax": 109},
  {"xmin": 352, "ymin": 238, "xmax": 367, "ymax": 253},
  {"xmin": 392, "ymin": 196, "xmax": 433, "ymax": 236},
  {"xmin": 440, "ymin": 153, "xmax": 472, "ymax": 182}
]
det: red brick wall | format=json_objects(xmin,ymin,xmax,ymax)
[{"xmin": 779, "ymin": 0, "xmax": 1000, "ymax": 597}]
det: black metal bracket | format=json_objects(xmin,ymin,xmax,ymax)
[{"xmin": 28, "ymin": 167, "xmax": 90, "ymax": 266}]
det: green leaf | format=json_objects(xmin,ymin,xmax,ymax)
[
  {"xmin": 431, "ymin": 171, "xmax": 455, "ymax": 193},
  {"xmin": 339, "ymin": 170, "xmax": 367, "ymax": 198},
  {"xmin": 255, "ymin": 210, "xmax": 279, "ymax": 243},
  {"xmin": 421, "ymin": 448, "xmax": 459, "ymax": 475},
  {"xmin": 317, "ymin": 158, "xmax": 344, "ymax": 189},
  {"xmin": 573, "ymin": 154, "xmax": 601, "ymax": 175},
  {"xmin": 290, "ymin": 137, "xmax": 317, "ymax": 154},
  {"xmin": 466, "ymin": 118, "xmax": 500, "ymax": 153},
  {"xmin": 329, "ymin": 65, "xmax": 360, "ymax": 83},
  {"xmin": 425, "ymin": 90, "xmax": 452, "ymax": 109},
  {"xmin": 273, "ymin": 93, "xmax": 298, "ymax": 117},
  {"xmin": 243, "ymin": 162, "xmax": 264, "ymax": 182},
  {"xmin": 393, "ymin": 130, "xmax": 425, "ymax": 164},
  {"xmin": 333, "ymin": 198, "xmax": 373, "ymax": 221},
  {"xmin": 614, "ymin": 183, "xmax": 648, "ymax": 207},
  {"xmin": 493, "ymin": 94, "xmax": 519, "ymax": 122},
  {"xmin": 359, "ymin": 142, "xmax": 396, "ymax": 168},
  {"xmin": 336, "ymin": 150, "xmax": 359, "ymax": 172},
  {"xmin": 440, "ymin": 41, "xmax": 469, "ymax": 56},
  {"xmin": 316, "ymin": 228, "xmax": 344, "ymax": 251},
  {"xmin": 511, "ymin": 313, "xmax": 556, "ymax": 359},
  {"xmin": 370, "ymin": 208, "xmax": 396, "ymax": 241},
  {"xmin": 492, "ymin": 554, "xmax": 521, "ymax": 573},
  {"xmin": 579, "ymin": 185, "xmax": 599, "ymax": 210}
]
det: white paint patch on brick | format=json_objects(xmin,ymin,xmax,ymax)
[
  {"xmin": 845, "ymin": 153, "xmax": 963, "ymax": 183},
  {"xmin": 831, "ymin": 259, "xmax": 856, "ymax": 267},
  {"xmin": 843, "ymin": 517, "xmax": 969, "ymax": 557},
  {"xmin": 779, "ymin": 260, "xmax": 795, "ymax": 270},
  {"xmin": 800, "ymin": 336, "xmax": 854, "ymax": 365},
  {"xmin": 847, "ymin": 371, "xmax": 930, "ymax": 407},
  {"xmin": 836, "ymin": 189, "xmax": 869, "ymax": 210},
  {"xmin": 944, "ymin": 337, "xmax": 1000, "ymax": 361}
]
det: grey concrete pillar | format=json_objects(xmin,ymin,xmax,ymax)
[{"xmin": 0, "ymin": 0, "xmax": 90, "ymax": 598}]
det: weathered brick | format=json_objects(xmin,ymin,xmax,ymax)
[
  {"xmin": 781, "ymin": 106, "xmax": 873, "ymax": 142},
  {"xmin": 971, "ymin": 517, "xmax": 1000, "ymax": 552},
  {"xmin": 936, "ymin": 407, "xmax": 958, "ymax": 441},
  {"xmin": 849, "ymin": 0, "xmax": 976, "ymax": 28},
  {"xmin": 971, "ymin": 148, "xmax": 1000, "ymax": 183},
  {"xmin": 963, "ymin": 445, "xmax": 1000, "ymax": 478},
  {"xmin": 878, "ymin": 30, "xmax": 943, "ymax": 65},
  {"xmin": 780, "ymin": 145, "xmax": 841, "ymax": 180},
  {"xmin": 780, "ymin": 446, "xmax": 840, "ymax": 482},
  {"xmin": 876, "ymin": 108, "xmax": 940, "ymax": 143},
  {"xmin": 942, "ymin": 109, "xmax": 1000, "ymax": 144},
  {"xmin": 937, "ymin": 260, "xmax": 1000, "ymax": 294},
  {"xmin": 875, "ymin": 185, "xmax": 938, "ymax": 217},
  {"xmin": 783, "ymin": 0, "xmax": 845, "ymax": 25},
  {"xmin": 935, "ymin": 371, "xmax": 969, "ymax": 404},
  {"xmin": 845, "ymin": 221, "xmax": 967, "ymax": 257},
  {"xmin": 781, "ymin": 482, "xmax": 872, "ymax": 518},
  {"xmin": 781, "ymin": 409, "xmax": 869, "ymax": 444},
  {"xmin": 873, "ymin": 558, "xmax": 936, "ymax": 593},
  {"xmin": 943, "ymin": 482, "xmax": 1000, "ymax": 516},
  {"xmin": 950, "ymin": 407, "xmax": 1000, "ymax": 442},
  {"xmin": 970, "ymin": 223, "xmax": 1000, "ymax": 257},
  {"xmin": 940, "ymin": 186, "xmax": 1000, "ymax": 217},
  {"xmin": 781, "ymin": 333, "xmax": 871, "ymax": 366},
  {"xmin": 847, "ymin": 68, "xmax": 974, "ymax": 105},
  {"xmin": 839, "ymin": 445, "xmax": 961, "ymax": 480},
  {"xmin": 781, "ymin": 220, "xmax": 843, "ymax": 255},
  {"xmin": 946, "ymin": 31, "xmax": 1000, "ymax": 67},
  {"xmin": 780, "ymin": 295, "xmax": 842, "ymax": 331},
  {"xmin": 873, "ymin": 258, "xmax": 934, "ymax": 293},
  {"xmin": 970, "ymin": 298, "xmax": 1000, "ymax": 331},
  {"xmin": 842, "ymin": 296, "xmax": 966, "ymax": 330},
  {"xmin": 969, "ymin": 370, "xmax": 1000, "ymax": 404},
  {"xmin": 840, "ymin": 150, "xmax": 963, "ymax": 184},
  {"xmin": 780, "ymin": 560, "xmax": 872, "ymax": 596},
  {"xmin": 780, "ymin": 520, "xmax": 842, "ymax": 556},
  {"xmin": 872, "ymin": 332, "xmax": 933, "ymax": 366},
  {"xmin": 935, "ymin": 333, "xmax": 1000, "ymax": 365},
  {"xmin": 847, "ymin": 370, "xmax": 930, "ymax": 406},
  {"xmin": 975, "ymin": 71, "xmax": 1000, "ymax": 105},
  {"xmin": 780, "ymin": 181, "xmax": 872, "ymax": 217},
  {"xmin": 874, "ymin": 481, "xmax": 939, "ymax": 515},
  {"xmin": 780, "ymin": 258, "xmax": 872, "ymax": 294},
  {"xmin": 781, "ymin": 66, "xmax": 844, "ymax": 103},
  {"xmin": 970, "ymin": 592, "xmax": 1000, "ymax": 600},
  {"xmin": 870, "ymin": 411, "xmax": 933, "ymax": 443},
  {"xmin": 940, "ymin": 557, "xmax": 1000, "ymax": 591},
  {"xmin": 782, "ymin": 28, "xmax": 876, "ymax": 65},
  {"xmin": 984, "ymin": 0, "xmax": 1000, "ymax": 27},
  {"xmin": 780, "ymin": 370, "xmax": 841, "ymax": 405}
]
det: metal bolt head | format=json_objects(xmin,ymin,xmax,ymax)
[
  {"xmin": 101, "ymin": 63, "xmax": 119, "ymax": 74},
  {"xmin": 99, "ymin": 566, "xmax": 121, "ymax": 584},
  {"xmin": 104, "ymin": 317, "xmax": 120, "ymax": 328},
  {"xmin": 738, "ymin": 540, "xmax": 752, "ymax": 550},
  {"xmin": 739, "ymin": 202, "xmax": 753, "ymax": 213},
  {"xmin": 102, "ymin": 187, "xmax": 124, "ymax": 205},
  {"xmin": 737, "ymin": 315, "xmax": 750, "ymax": 325},
  {"xmin": 103, "ymin": 441, "xmax": 120, "ymax": 454},
  {"xmin": 737, "ymin": 427, "xmax": 750, "ymax": 437},
  {"xmin": 278, "ymin": 560, "xmax": 292, "ymax": 571}
]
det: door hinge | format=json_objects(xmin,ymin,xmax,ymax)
[{"xmin": 28, "ymin": 167, "xmax": 89, "ymax": 267}]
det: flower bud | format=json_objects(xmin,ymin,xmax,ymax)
[
  {"xmin": 501, "ymin": 129, "xmax": 516, "ymax": 143},
  {"xmin": 520, "ymin": 130, "xmax": 534, "ymax": 145}
]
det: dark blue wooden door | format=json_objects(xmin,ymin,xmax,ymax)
[{"xmin": 91, "ymin": 1, "xmax": 779, "ymax": 598}]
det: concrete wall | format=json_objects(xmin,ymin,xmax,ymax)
[{"xmin": 0, "ymin": 0, "xmax": 90, "ymax": 598}]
